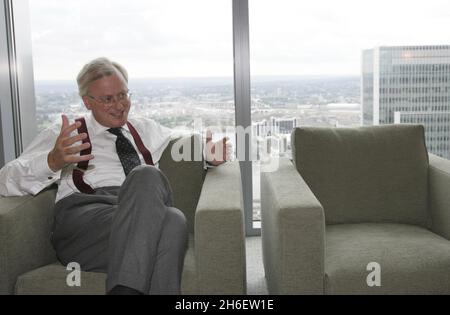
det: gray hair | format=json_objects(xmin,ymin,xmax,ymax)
[{"xmin": 77, "ymin": 57, "xmax": 129, "ymax": 96}]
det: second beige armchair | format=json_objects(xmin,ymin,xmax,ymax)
[{"xmin": 261, "ymin": 124, "xmax": 450, "ymax": 294}]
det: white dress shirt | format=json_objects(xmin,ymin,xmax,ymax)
[{"xmin": 0, "ymin": 114, "xmax": 173, "ymax": 203}]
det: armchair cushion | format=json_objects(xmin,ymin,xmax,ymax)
[
  {"xmin": 291, "ymin": 124, "xmax": 429, "ymax": 226},
  {"xmin": 15, "ymin": 235, "xmax": 196, "ymax": 295},
  {"xmin": 15, "ymin": 263, "xmax": 107, "ymax": 295},
  {"xmin": 325, "ymin": 223, "xmax": 450, "ymax": 294}
]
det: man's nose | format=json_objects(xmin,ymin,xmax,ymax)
[{"xmin": 111, "ymin": 97, "xmax": 126, "ymax": 110}]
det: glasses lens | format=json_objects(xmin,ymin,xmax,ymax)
[
  {"xmin": 118, "ymin": 92, "xmax": 127, "ymax": 101},
  {"xmin": 121, "ymin": 92, "xmax": 131, "ymax": 102},
  {"xmin": 91, "ymin": 92, "xmax": 130, "ymax": 105},
  {"xmin": 100, "ymin": 95, "xmax": 113, "ymax": 104}
]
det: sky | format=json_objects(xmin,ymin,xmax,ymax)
[{"xmin": 29, "ymin": 0, "xmax": 450, "ymax": 81}]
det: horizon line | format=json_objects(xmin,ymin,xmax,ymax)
[{"xmin": 35, "ymin": 74, "xmax": 360, "ymax": 83}]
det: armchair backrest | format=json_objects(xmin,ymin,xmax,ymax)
[
  {"xmin": 291, "ymin": 124, "xmax": 430, "ymax": 227},
  {"xmin": 159, "ymin": 134, "xmax": 206, "ymax": 233}
]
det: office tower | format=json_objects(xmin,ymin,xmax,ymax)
[
  {"xmin": 252, "ymin": 117, "xmax": 299, "ymax": 138},
  {"xmin": 362, "ymin": 45, "xmax": 450, "ymax": 159},
  {"xmin": 273, "ymin": 117, "xmax": 298, "ymax": 134},
  {"xmin": 394, "ymin": 111, "xmax": 450, "ymax": 159}
]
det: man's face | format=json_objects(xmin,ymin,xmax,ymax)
[{"xmin": 82, "ymin": 72, "xmax": 131, "ymax": 128}]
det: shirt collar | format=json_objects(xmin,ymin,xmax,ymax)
[{"xmin": 87, "ymin": 113, "xmax": 130, "ymax": 136}]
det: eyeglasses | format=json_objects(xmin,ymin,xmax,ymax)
[{"xmin": 87, "ymin": 91, "xmax": 132, "ymax": 106}]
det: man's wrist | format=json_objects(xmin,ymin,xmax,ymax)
[
  {"xmin": 47, "ymin": 151, "xmax": 60, "ymax": 172},
  {"xmin": 206, "ymin": 159, "xmax": 225, "ymax": 166}
]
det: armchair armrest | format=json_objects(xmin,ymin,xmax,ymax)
[
  {"xmin": 194, "ymin": 161, "xmax": 246, "ymax": 294},
  {"xmin": 0, "ymin": 188, "xmax": 57, "ymax": 294},
  {"xmin": 429, "ymin": 154, "xmax": 450, "ymax": 240},
  {"xmin": 261, "ymin": 158, "xmax": 325, "ymax": 294}
]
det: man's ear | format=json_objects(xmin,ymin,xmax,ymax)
[{"xmin": 82, "ymin": 96, "xmax": 92, "ymax": 110}]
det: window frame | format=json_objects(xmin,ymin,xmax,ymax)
[{"xmin": 0, "ymin": 0, "xmax": 36, "ymax": 165}]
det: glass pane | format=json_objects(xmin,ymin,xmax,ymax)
[
  {"xmin": 250, "ymin": 0, "xmax": 450, "ymax": 223},
  {"xmin": 30, "ymin": 0, "xmax": 234, "ymax": 142}
]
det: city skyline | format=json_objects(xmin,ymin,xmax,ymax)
[
  {"xmin": 34, "ymin": 75, "xmax": 361, "ymax": 127},
  {"xmin": 33, "ymin": 74, "xmax": 362, "ymax": 222}
]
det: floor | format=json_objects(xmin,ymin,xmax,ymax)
[{"xmin": 245, "ymin": 236, "xmax": 268, "ymax": 295}]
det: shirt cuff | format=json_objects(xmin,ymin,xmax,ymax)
[
  {"xmin": 31, "ymin": 153, "xmax": 61, "ymax": 183},
  {"xmin": 205, "ymin": 160, "xmax": 218, "ymax": 169}
]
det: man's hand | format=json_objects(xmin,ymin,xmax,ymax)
[
  {"xmin": 47, "ymin": 115, "xmax": 94, "ymax": 172},
  {"xmin": 205, "ymin": 129, "xmax": 232, "ymax": 166}
]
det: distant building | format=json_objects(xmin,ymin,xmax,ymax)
[
  {"xmin": 274, "ymin": 117, "xmax": 298, "ymax": 134},
  {"xmin": 252, "ymin": 117, "xmax": 298, "ymax": 160},
  {"xmin": 395, "ymin": 111, "xmax": 450, "ymax": 159},
  {"xmin": 252, "ymin": 117, "xmax": 298, "ymax": 138},
  {"xmin": 362, "ymin": 45, "xmax": 450, "ymax": 158}
]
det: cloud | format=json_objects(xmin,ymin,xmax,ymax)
[{"xmin": 29, "ymin": 0, "xmax": 450, "ymax": 80}]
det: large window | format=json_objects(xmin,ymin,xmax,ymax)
[
  {"xmin": 30, "ymin": 0, "xmax": 234, "ymax": 138},
  {"xmin": 6, "ymin": 0, "xmax": 449, "ymax": 229},
  {"xmin": 249, "ymin": 0, "xmax": 450, "ymax": 222}
]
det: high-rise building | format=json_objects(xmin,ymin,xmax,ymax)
[
  {"xmin": 252, "ymin": 117, "xmax": 299, "ymax": 160},
  {"xmin": 394, "ymin": 111, "xmax": 450, "ymax": 159},
  {"xmin": 252, "ymin": 117, "xmax": 298, "ymax": 138},
  {"xmin": 362, "ymin": 45, "xmax": 450, "ymax": 159}
]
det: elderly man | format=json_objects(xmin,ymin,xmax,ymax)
[{"xmin": 0, "ymin": 57, "xmax": 231, "ymax": 295}]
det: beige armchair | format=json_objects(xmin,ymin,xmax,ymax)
[
  {"xmin": 0, "ymin": 135, "xmax": 246, "ymax": 295},
  {"xmin": 261, "ymin": 125, "xmax": 450, "ymax": 294}
]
